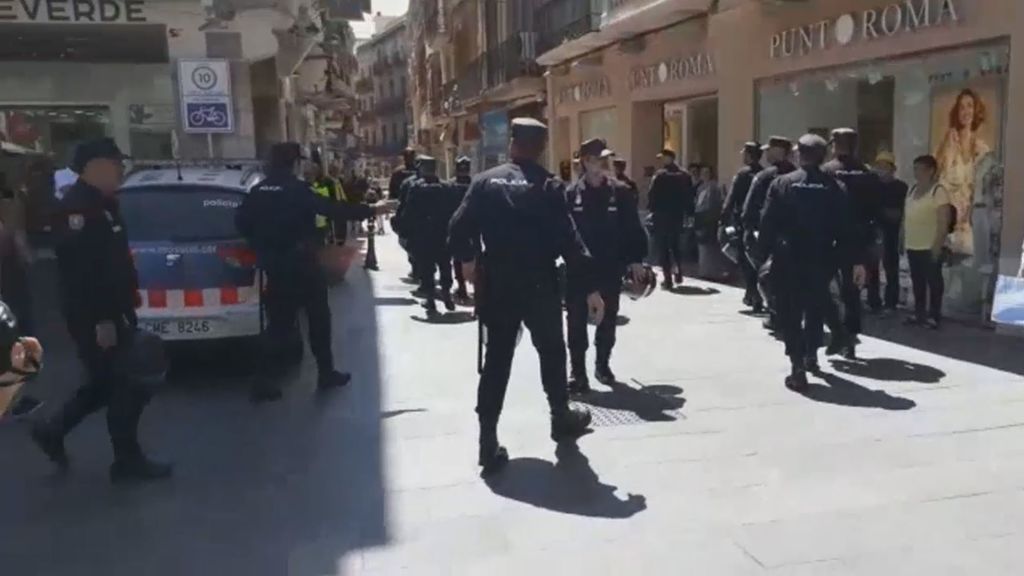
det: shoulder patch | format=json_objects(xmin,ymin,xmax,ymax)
[{"xmin": 68, "ymin": 214, "xmax": 85, "ymax": 231}]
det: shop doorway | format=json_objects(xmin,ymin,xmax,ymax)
[
  {"xmin": 663, "ymin": 96, "xmax": 718, "ymax": 172},
  {"xmin": 553, "ymin": 116, "xmax": 571, "ymax": 180}
]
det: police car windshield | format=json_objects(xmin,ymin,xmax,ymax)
[{"xmin": 119, "ymin": 185, "xmax": 244, "ymax": 243}]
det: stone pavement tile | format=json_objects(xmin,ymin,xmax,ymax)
[
  {"xmin": 359, "ymin": 513, "xmax": 511, "ymax": 574},
  {"xmin": 731, "ymin": 489, "xmax": 1024, "ymax": 569}
]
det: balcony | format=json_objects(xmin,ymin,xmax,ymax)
[
  {"xmin": 535, "ymin": 0, "xmax": 711, "ymax": 65},
  {"xmin": 485, "ymin": 33, "xmax": 541, "ymax": 89}
]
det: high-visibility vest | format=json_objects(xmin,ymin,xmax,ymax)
[{"xmin": 313, "ymin": 182, "xmax": 333, "ymax": 229}]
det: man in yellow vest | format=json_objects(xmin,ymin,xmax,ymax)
[{"xmin": 304, "ymin": 160, "xmax": 338, "ymax": 245}]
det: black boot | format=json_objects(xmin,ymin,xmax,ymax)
[
  {"xmin": 441, "ymin": 291, "xmax": 456, "ymax": 312},
  {"xmin": 318, "ymin": 370, "xmax": 352, "ymax": 391},
  {"xmin": 30, "ymin": 423, "xmax": 69, "ymax": 471},
  {"xmin": 803, "ymin": 354, "xmax": 821, "ymax": 374},
  {"xmin": 110, "ymin": 455, "xmax": 173, "ymax": 485},
  {"xmin": 568, "ymin": 369, "xmax": 591, "ymax": 395},
  {"xmin": 595, "ymin": 362, "xmax": 616, "ymax": 385},
  {"xmin": 478, "ymin": 426, "xmax": 508, "ymax": 476},
  {"xmin": 785, "ymin": 368, "xmax": 809, "ymax": 392},
  {"xmin": 762, "ymin": 314, "xmax": 777, "ymax": 332},
  {"xmin": 550, "ymin": 406, "xmax": 592, "ymax": 443}
]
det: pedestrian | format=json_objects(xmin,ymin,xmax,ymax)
[
  {"xmin": 304, "ymin": 159, "xmax": 339, "ymax": 245},
  {"xmin": 31, "ymin": 137, "xmax": 172, "ymax": 482},
  {"xmin": 0, "ymin": 299, "xmax": 43, "ymax": 419},
  {"xmin": 647, "ymin": 148, "xmax": 695, "ymax": 290},
  {"xmin": 742, "ymin": 136, "xmax": 797, "ymax": 330},
  {"xmin": 759, "ymin": 134, "xmax": 864, "ymax": 391},
  {"xmin": 564, "ymin": 138, "xmax": 648, "ymax": 394},
  {"xmin": 695, "ymin": 164, "xmax": 726, "ymax": 279},
  {"xmin": 449, "ymin": 156, "xmax": 473, "ymax": 302},
  {"xmin": 721, "ymin": 142, "xmax": 765, "ymax": 311},
  {"xmin": 448, "ymin": 117, "xmax": 599, "ymax": 476},
  {"xmin": 870, "ymin": 152, "xmax": 909, "ymax": 314},
  {"xmin": 236, "ymin": 142, "xmax": 393, "ymax": 403},
  {"xmin": 398, "ymin": 156, "xmax": 456, "ymax": 315},
  {"xmin": 903, "ymin": 155, "xmax": 953, "ymax": 329},
  {"xmin": 822, "ymin": 128, "xmax": 882, "ymax": 358},
  {"xmin": 612, "ymin": 158, "xmax": 639, "ymax": 200}
]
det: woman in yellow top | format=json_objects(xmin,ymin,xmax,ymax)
[{"xmin": 904, "ymin": 155, "xmax": 953, "ymax": 329}]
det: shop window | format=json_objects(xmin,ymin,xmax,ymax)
[
  {"xmin": 757, "ymin": 43, "xmax": 1010, "ymax": 319},
  {"xmin": 0, "ymin": 106, "xmax": 110, "ymax": 165}
]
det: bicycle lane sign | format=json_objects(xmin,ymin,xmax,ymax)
[{"xmin": 178, "ymin": 59, "xmax": 235, "ymax": 134}]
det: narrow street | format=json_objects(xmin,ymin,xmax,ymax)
[{"xmin": 3, "ymin": 236, "xmax": 1024, "ymax": 574}]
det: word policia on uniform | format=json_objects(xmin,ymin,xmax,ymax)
[
  {"xmin": 770, "ymin": 0, "xmax": 960, "ymax": 59},
  {"xmin": 0, "ymin": 0, "xmax": 145, "ymax": 22}
]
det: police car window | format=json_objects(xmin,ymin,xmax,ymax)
[{"xmin": 119, "ymin": 186, "xmax": 244, "ymax": 242}]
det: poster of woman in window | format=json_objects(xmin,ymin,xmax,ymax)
[{"xmin": 930, "ymin": 82, "xmax": 1004, "ymax": 318}]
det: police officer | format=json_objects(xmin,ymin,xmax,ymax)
[
  {"xmin": 31, "ymin": 138, "xmax": 172, "ymax": 483},
  {"xmin": 449, "ymin": 156, "xmax": 473, "ymax": 301},
  {"xmin": 742, "ymin": 136, "xmax": 796, "ymax": 329},
  {"xmin": 612, "ymin": 158, "xmax": 639, "ymax": 200},
  {"xmin": 822, "ymin": 128, "xmax": 881, "ymax": 359},
  {"xmin": 449, "ymin": 118, "xmax": 600, "ymax": 475},
  {"xmin": 399, "ymin": 156, "xmax": 456, "ymax": 315},
  {"xmin": 759, "ymin": 134, "xmax": 864, "ymax": 391},
  {"xmin": 721, "ymin": 141, "xmax": 764, "ymax": 311},
  {"xmin": 647, "ymin": 148, "xmax": 695, "ymax": 290},
  {"xmin": 236, "ymin": 142, "xmax": 392, "ymax": 402},
  {"xmin": 389, "ymin": 147, "xmax": 418, "ymax": 200},
  {"xmin": 565, "ymin": 139, "xmax": 648, "ymax": 394}
]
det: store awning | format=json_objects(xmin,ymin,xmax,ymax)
[{"xmin": 0, "ymin": 23, "xmax": 168, "ymax": 63}]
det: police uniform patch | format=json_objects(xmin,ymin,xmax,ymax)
[{"xmin": 68, "ymin": 214, "xmax": 85, "ymax": 230}]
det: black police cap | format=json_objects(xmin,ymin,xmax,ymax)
[
  {"xmin": 613, "ymin": 158, "xmax": 627, "ymax": 167},
  {"xmin": 767, "ymin": 136, "xmax": 793, "ymax": 150},
  {"xmin": 831, "ymin": 127, "xmax": 858, "ymax": 138},
  {"xmin": 71, "ymin": 137, "xmax": 129, "ymax": 173},
  {"xmin": 741, "ymin": 141, "xmax": 763, "ymax": 155},
  {"xmin": 510, "ymin": 117, "xmax": 548, "ymax": 141},
  {"xmin": 268, "ymin": 142, "xmax": 306, "ymax": 167},
  {"xmin": 797, "ymin": 134, "xmax": 829, "ymax": 152},
  {"xmin": 579, "ymin": 138, "xmax": 609, "ymax": 158},
  {"xmin": 455, "ymin": 156, "xmax": 471, "ymax": 166}
]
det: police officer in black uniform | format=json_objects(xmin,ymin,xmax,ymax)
[
  {"xmin": 647, "ymin": 148, "xmax": 695, "ymax": 290},
  {"xmin": 721, "ymin": 141, "xmax": 764, "ymax": 311},
  {"xmin": 449, "ymin": 118, "xmax": 600, "ymax": 475},
  {"xmin": 742, "ymin": 136, "xmax": 797, "ymax": 330},
  {"xmin": 822, "ymin": 128, "xmax": 880, "ymax": 359},
  {"xmin": 398, "ymin": 156, "xmax": 457, "ymax": 315},
  {"xmin": 612, "ymin": 158, "xmax": 639, "ymax": 200},
  {"xmin": 759, "ymin": 134, "xmax": 864, "ymax": 391},
  {"xmin": 565, "ymin": 139, "xmax": 648, "ymax": 394},
  {"xmin": 31, "ymin": 138, "xmax": 172, "ymax": 483},
  {"xmin": 237, "ymin": 143, "xmax": 392, "ymax": 402},
  {"xmin": 449, "ymin": 156, "xmax": 473, "ymax": 301},
  {"xmin": 389, "ymin": 147, "xmax": 419, "ymax": 201}
]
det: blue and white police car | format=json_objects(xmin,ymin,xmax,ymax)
[{"xmin": 119, "ymin": 163, "xmax": 264, "ymax": 342}]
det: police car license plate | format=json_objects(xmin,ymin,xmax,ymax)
[{"xmin": 143, "ymin": 319, "xmax": 213, "ymax": 337}]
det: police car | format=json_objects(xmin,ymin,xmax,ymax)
[{"xmin": 119, "ymin": 163, "xmax": 264, "ymax": 342}]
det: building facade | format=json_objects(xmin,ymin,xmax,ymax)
[
  {"xmin": 538, "ymin": 0, "xmax": 1024, "ymax": 323},
  {"xmin": 355, "ymin": 16, "xmax": 410, "ymax": 177}
]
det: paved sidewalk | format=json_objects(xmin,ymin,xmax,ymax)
[{"xmin": 3, "ymin": 236, "xmax": 1024, "ymax": 575}]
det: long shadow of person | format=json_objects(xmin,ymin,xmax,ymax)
[
  {"xmin": 409, "ymin": 311, "xmax": 476, "ymax": 325},
  {"xmin": 670, "ymin": 286, "xmax": 720, "ymax": 296},
  {"xmin": 574, "ymin": 380, "xmax": 685, "ymax": 423},
  {"xmin": 616, "ymin": 315, "xmax": 631, "ymax": 327},
  {"xmin": 484, "ymin": 443, "xmax": 647, "ymax": 518},
  {"xmin": 829, "ymin": 358, "xmax": 945, "ymax": 384},
  {"xmin": 799, "ymin": 372, "xmax": 917, "ymax": 410}
]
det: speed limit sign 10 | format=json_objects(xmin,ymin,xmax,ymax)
[{"xmin": 179, "ymin": 59, "xmax": 235, "ymax": 134}]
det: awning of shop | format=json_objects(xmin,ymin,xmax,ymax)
[{"xmin": 0, "ymin": 23, "xmax": 168, "ymax": 63}]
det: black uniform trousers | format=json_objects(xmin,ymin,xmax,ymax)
[
  {"xmin": 867, "ymin": 223, "xmax": 901, "ymax": 310},
  {"xmin": 260, "ymin": 267, "xmax": 334, "ymax": 384},
  {"xmin": 831, "ymin": 264, "xmax": 863, "ymax": 336},
  {"xmin": 774, "ymin": 268, "xmax": 832, "ymax": 363},
  {"xmin": 51, "ymin": 320, "xmax": 147, "ymax": 460},
  {"xmin": 736, "ymin": 240, "xmax": 762, "ymax": 306},
  {"xmin": 653, "ymin": 223, "xmax": 683, "ymax": 278},
  {"xmin": 477, "ymin": 286, "xmax": 570, "ymax": 429},
  {"xmin": 566, "ymin": 281, "xmax": 621, "ymax": 373},
  {"xmin": 452, "ymin": 255, "xmax": 467, "ymax": 294},
  {"xmin": 416, "ymin": 248, "xmax": 453, "ymax": 306}
]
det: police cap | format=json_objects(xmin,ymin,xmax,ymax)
[
  {"xmin": 766, "ymin": 136, "xmax": 792, "ymax": 150},
  {"xmin": 268, "ymin": 142, "xmax": 306, "ymax": 168},
  {"xmin": 71, "ymin": 137, "xmax": 129, "ymax": 172},
  {"xmin": 579, "ymin": 138, "xmax": 609, "ymax": 158},
  {"xmin": 510, "ymin": 117, "xmax": 548, "ymax": 141},
  {"xmin": 797, "ymin": 133, "xmax": 829, "ymax": 153},
  {"xmin": 830, "ymin": 127, "xmax": 858, "ymax": 139},
  {"xmin": 600, "ymin": 148, "xmax": 616, "ymax": 159},
  {"xmin": 741, "ymin": 141, "xmax": 763, "ymax": 155},
  {"xmin": 656, "ymin": 148, "xmax": 676, "ymax": 160},
  {"xmin": 455, "ymin": 155, "xmax": 471, "ymax": 167},
  {"xmin": 416, "ymin": 155, "xmax": 437, "ymax": 170},
  {"xmin": 613, "ymin": 158, "xmax": 627, "ymax": 168}
]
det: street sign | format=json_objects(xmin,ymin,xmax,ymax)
[{"xmin": 178, "ymin": 59, "xmax": 235, "ymax": 134}]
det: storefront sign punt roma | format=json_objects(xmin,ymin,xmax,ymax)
[
  {"xmin": 558, "ymin": 77, "xmax": 611, "ymax": 105},
  {"xmin": 629, "ymin": 51, "xmax": 715, "ymax": 91},
  {"xmin": 770, "ymin": 0, "xmax": 959, "ymax": 59},
  {"xmin": 0, "ymin": 0, "xmax": 145, "ymax": 22}
]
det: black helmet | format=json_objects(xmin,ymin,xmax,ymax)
[{"xmin": 622, "ymin": 265, "xmax": 657, "ymax": 301}]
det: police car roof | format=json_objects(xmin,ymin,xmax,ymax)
[{"xmin": 121, "ymin": 165, "xmax": 262, "ymax": 192}]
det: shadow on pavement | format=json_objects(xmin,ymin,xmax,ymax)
[
  {"xmin": 484, "ymin": 443, "xmax": 646, "ymax": 519},
  {"xmin": 0, "ymin": 259, "xmax": 389, "ymax": 576},
  {"xmin": 670, "ymin": 285, "xmax": 720, "ymax": 296},
  {"xmin": 829, "ymin": 357, "xmax": 946, "ymax": 383},
  {"xmin": 381, "ymin": 408, "xmax": 426, "ymax": 419},
  {"xmin": 410, "ymin": 311, "xmax": 475, "ymax": 325},
  {"xmin": 865, "ymin": 315, "xmax": 1024, "ymax": 377},
  {"xmin": 575, "ymin": 380, "xmax": 685, "ymax": 422},
  {"xmin": 799, "ymin": 372, "xmax": 917, "ymax": 411},
  {"xmin": 374, "ymin": 296, "xmax": 418, "ymax": 306},
  {"xmin": 615, "ymin": 315, "xmax": 631, "ymax": 327}
]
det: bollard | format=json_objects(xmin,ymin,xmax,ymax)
[{"xmin": 364, "ymin": 217, "xmax": 379, "ymax": 271}]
